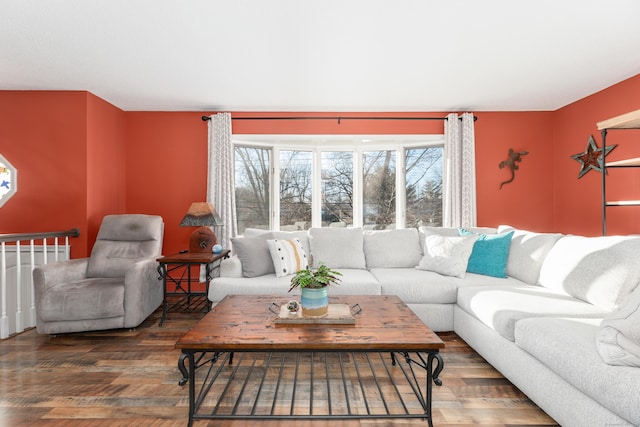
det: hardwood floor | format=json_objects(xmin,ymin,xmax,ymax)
[{"xmin": 0, "ymin": 309, "xmax": 559, "ymax": 427}]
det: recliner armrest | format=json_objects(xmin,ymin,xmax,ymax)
[
  {"xmin": 123, "ymin": 257, "xmax": 164, "ymax": 327},
  {"xmin": 33, "ymin": 258, "xmax": 90, "ymax": 292}
]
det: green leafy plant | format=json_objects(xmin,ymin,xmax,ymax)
[{"xmin": 288, "ymin": 263, "xmax": 342, "ymax": 292}]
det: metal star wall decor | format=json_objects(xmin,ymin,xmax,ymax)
[{"xmin": 570, "ymin": 135, "xmax": 616, "ymax": 179}]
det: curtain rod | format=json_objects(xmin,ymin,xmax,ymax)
[{"xmin": 201, "ymin": 115, "xmax": 476, "ymax": 123}]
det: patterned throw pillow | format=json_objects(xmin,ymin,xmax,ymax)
[
  {"xmin": 267, "ymin": 238, "xmax": 309, "ymax": 278},
  {"xmin": 415, "ymin": 234, "xmax": 478, "ymax": 278}
]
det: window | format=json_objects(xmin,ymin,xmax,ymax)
[
  {"xmin": 363, "ymin": 150, "xmax": 396, "ymax": 229},
  {"xmin": 405, "ymin": 147, "xmax": 443, "ymax": 227},
  {"xmin": 234, "ymin": 136, "xmax": 442, "ymax": 233},
  {"xmin": 321, "ymin": 152, "xmax": 353, "ymax": 227},
  {"xmin": 279, "ymin": 150, "xmax": 312, "ymax": 230},
  {"xmin": 234, "ymin": 146, "xmax": 270, "ymax": 232}
]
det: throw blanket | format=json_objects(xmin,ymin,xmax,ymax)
[{"xmin": 596, "ymin": 284, "xmax": 640, "ymax": 367}]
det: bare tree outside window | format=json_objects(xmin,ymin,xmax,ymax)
[
  {"xmin": 234, "ymin": 146, "xmax": 270, "ymax": 233},
  {"xmin": 321, "ymin": 152, "xmax": 353, "ymax": 226},
  {"xmin": 405, "ymin": 147, "xmax": 443, "ymax": 227},
  {"xmin": 363, "ymin": 150, "xmax": 396, "ymax": 229},
  {"xmin": 233, "ymin": 139, "xmax": 443, "ymax": 231},
  {"xmin": 279, "ymin": 150, "xmax": 312, "ymax": 230}
]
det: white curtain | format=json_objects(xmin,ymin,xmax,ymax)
[
  {"xmin": 207, "ymin": 112, "xmax": 237, "ymax": 250},
  {"xmin": 442, "ymin": 112, "xmax": 477, "ymax": 228}
]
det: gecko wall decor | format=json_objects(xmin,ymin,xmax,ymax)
[{"xmin": 499, "ymin": 148, "xmax": 528, "ymax": 189}]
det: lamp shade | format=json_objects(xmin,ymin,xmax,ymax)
[
  {"xmin": 180, "ymin": 202, "xmax": 222, "ymax": 252},
  {"xmin": 179, "ymin": 202, "xmax": 222, "ymax": 227}
]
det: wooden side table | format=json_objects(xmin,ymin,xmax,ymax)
[{"xmin": 157, "ymin": 250, "xmax": 230, "ymax": 325}]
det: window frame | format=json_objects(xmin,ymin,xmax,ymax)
[{"xmin": 232, "ymin": 134, "xmax": 443, "ymax": 231}]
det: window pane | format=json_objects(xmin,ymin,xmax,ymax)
[
  {"xmin": 234, "ymin": 146, "xmax": 270, "ymax": 233},
  {"xmin": 405, "ymin": 147, "xmax": 443, "ymax": 227},
  {"xmin": 321, "ymin": 152, "xmax": 353, "ymax": 227},
  {"xmin": 280, "ymin": 150, "xmax": 312, "ymax": 230},
  {"xmin": 363, "ymin": 150, "xmax": 396, "ymax": 229}
]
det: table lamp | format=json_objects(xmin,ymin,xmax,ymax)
[{"xmin": 179, "ymin": 202, "xmax": 222, "ymax": 253}]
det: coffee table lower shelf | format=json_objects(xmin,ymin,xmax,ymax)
[{"xmin": 178, "ymin": 350, "xmax": 443, "ymax": 426}]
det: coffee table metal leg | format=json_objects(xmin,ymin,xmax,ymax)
[
  {"xmin": 426, "ymin": 352, "xmax": 444, "ymax": 427},
  {"xmin": 177, "ymin": 351, "xmax": 196, "ymax": 427}
]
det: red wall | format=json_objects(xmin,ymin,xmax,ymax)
[
  {"xmin": 553, "ymin": 74, "xmax": 640, "ymax": 236},
  {"xmin": 1, "ymin": 74, "xmax": 639, "ymax": 257},
  {"xmin": 124, "ymin": 112, "xmax": 210, "ymax": 253},
  {"xmin": 123, "ymin": 111, "xmax": 557, "ymax": 254},
  {"xmin": 474, "ymin": 111, "xmax": 555, "ymax": 231},
  {"xmin": 0, "ymin": 91, "xmax": 126, "ymax": 256},
  {"xmin": 86, "ymin": 93, "xmax": 127, "ymax": 247}
]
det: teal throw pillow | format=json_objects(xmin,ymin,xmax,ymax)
[{"xmin": 458, "ymin": 228, "xmax": 514, "ymax": 278}]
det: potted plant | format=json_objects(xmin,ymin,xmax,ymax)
[{"xmin": 288, "ymin": 263, "xmax": 342, "ymax": 317}]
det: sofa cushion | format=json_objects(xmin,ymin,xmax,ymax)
[
  {"xmin": 370, "ymin": 268, "xmax": 459, "ymax": 304},
  {"xmin": 597, "ymin": 284, "xmax": 640, "ymax": 367},
  {"xmin": 420, "ymin": 226, "xmax": 497, "ymax": 237},
  {"xmin": 416, "ymin": 234, "xmax": 478, "ymax": 278},
  {"xmin": 459, "ymin": 229, "xmax": 514, "ymax": 278},
  {"xmin": 456, "ymin": 284, "xmax": 609, "ymax": 341},
  {"xmin": 515, "ymin": 317, "xmax": 640, "ymax": 426},
  {"xmin": 267, "ymin": 238, "xmax": 309, "ymax": 278},
  {"xmin": 317, "ymin": 269, "xmax": 381, "ymax": 295},
  {"xmin": 538, "ymin": 235, "xmax": 640, "ymax": 311},
  {"xmin": 38, "ymin": 278, "xmax": 125, "ymax": 321},
  {"xmin": 209, "ymin": 268, "xmax": 380, "ymax": 302},
  {"xmin": 309, "ymin": 227, "xmax": 366, "ymax": 269},
  {"xmin": 209, "ymin": 274, "xmax": 292, "ymax": 302},
  {"xmin": 231, "ymin": 237, "xmax": 275, "ymax": 277},
  {"xmin": 363, "ymin": 228, "xmax": 423, "ymax": 268},
  {"xmin": 497, "ymin": 225, "xmax": 563, "ymax": 285}
]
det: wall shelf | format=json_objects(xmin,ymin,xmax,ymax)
[
  {"xmin": 597, "ymin": 109, "xmax": 640, "ymax": 130},
  {"xmin": 599, "ymin": 109, "xmax": 640, "ymax": 235}
]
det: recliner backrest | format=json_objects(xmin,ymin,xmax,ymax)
[{"xmin": 86, "ymin": 214, "xmax": 164, "ymax": 278}]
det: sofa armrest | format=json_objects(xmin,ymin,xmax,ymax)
[
  {"xmin": 33, "ymin": 258, "xmax": 90, "ymax": 293},
  {"xmin": 123, "ymin": 258, "xmax": 164, "ymax": 327},
  {"xmin": 220, "ymin": 255, "xmax": 243, "ymax": 278}
]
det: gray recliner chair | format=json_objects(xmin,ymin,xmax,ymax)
[{"xmin": 33, "ymin": 214, "xmax": 164, "ymax": 334}]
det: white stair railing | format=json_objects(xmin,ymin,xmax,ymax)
[{"xmin": 0, "ymin": 228, "xmax": 80, "ymax": 339}]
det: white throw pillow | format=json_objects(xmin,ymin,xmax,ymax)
[
  {"xmin": 415, "ymin": 234, "xmax": 478, "ymax": 278},
  {"xmin": 597, "ymin": 285, "xmax": 640, "ymax": 367},
  {"xmin": 244, "ymin": 228, "xmax": 311, "ymax": 257},
  {"xmin": 308, "ymin": 227, "xmax": 366, "ymax": 269},
  {"xmin": 267, "ymin": 238, "xmax": 309, "ymax": 278},
  {"xmin": 272, "ymin": 230, "xmax": 311, "ymax": 259}
]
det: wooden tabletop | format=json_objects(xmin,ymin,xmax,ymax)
[
  {"xmin": 175, "ymin": 295, "xmax": 444, "ymax": 352},
  {"xmin": 157, "ymin": 250, "xmax": 230, "ymax": 264}
]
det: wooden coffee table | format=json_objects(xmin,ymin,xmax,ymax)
[{"xmin": 176, "ymin": 294, "xmax": 445, "ymax": 426}]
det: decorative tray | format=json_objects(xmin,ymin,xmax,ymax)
[{"xmin": 273, "ymin": 303, "xmax": 356, "ymax": 325}]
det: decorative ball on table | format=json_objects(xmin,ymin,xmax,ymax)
[{"xmin": 212, "ymin": 244, "xmax": 223, "ymax": 254}]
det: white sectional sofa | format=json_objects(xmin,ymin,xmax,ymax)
[{"xmin": 210, "ymin": 225, "xmax": 640, "ymax": 427}]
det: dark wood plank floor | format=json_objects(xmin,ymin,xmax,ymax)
[{"xmin": 0, "ymin": 309, "xmax": 559, "ymax": 426}]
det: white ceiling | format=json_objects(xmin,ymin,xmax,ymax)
[{"xmin": 1, "ymin": 0, "xmax": 640, "ymax": 112}]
